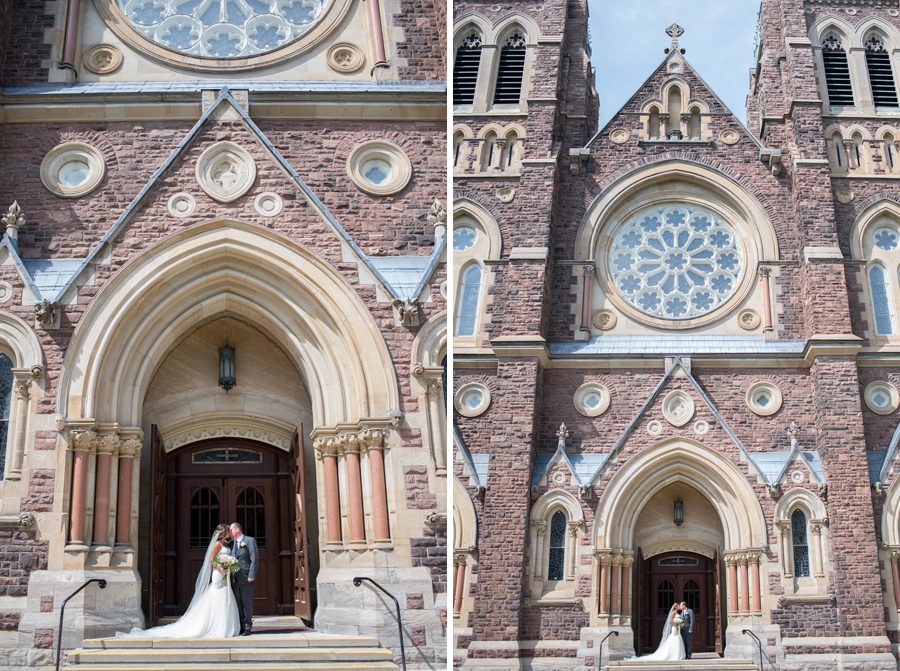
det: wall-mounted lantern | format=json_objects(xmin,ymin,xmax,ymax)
[
  {"xmin": 218, "ymin": 344, "xmax": 236, "ymax": 392},
  {"xmin": 674, "ymin": 498, "xmax": 684, "ymax": 527}
]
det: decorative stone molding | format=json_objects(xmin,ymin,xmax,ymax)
[
  {"xmin": 166, "ymin": 421, "xmax": 291, "ymax": 452},
  {"xmin": 40, "ymin": 142, "xmax": 106, "ymax": 198},
  {"xmin": 455, "ymin": 382, "xmax": 491, "ymax": 417},
  {"xmin": 760, "ymin": 148, "xmax": 782, "ymax": 176},
  {"xmin": 719, "ymin": 129, "xmax": 740, "ymax": 145},
  {"xmin": 82, "ymin": 44, "xmax": 123, "ymax": 74},
  {"xmin": 693, "ymin": 419, "xmax": 709, "ymax": 435},
  {"xmin": 313, "ymin": 427, "xmax": 388, "ymax": 458},
  {"xmin": 609, "ymin": 128, "xmax": 630, "ymax": 145},
  {"xmin": 569, "ymin": 147, "xmax": 591, "ymax": 174},
  {"xmin": 167, "ymin": 193, "xmax": 196, "ymax": 218},
  {"xmin": 347, "ymin": 140, "xmax": 412, "ymax": 196},
  {"xmin": 661, "ymin": 390, "xmax": 694, "ymax": 427},
  {"xmin": 327, "ymin": 42, "xmax": 365, "ymax": 73},
  {"xmin": 393, "ymin": 298, "xmax": 420, "ymax": 327},
  {"xmin": 195, "ymin": 141, "xmax": 256, "ymax": 203},
  {"xmin": 72, "ymin": 431, "xmax": 99, "ymax": 452},
  {"xmin": 647, "ymin": 419, "xmax": 663, "ymax": 435},
  {"xmin": 0, "ymin": 281, "xmax": 13, "ymax": 304},
  {"xmin": 34, "ymin": 300, "xmax": 55, "ymax": 329},
  {"xmin": 746, "ymin": 381, "xmax": 783, "ymax": 416},
  {"xmin": 496, "ymin": 187, "xmax": 516, "ymax": 203},
  {"xmin": 835, "ymin": 188, "xmax": 854, "ymax": 204},
  {"xmin": 424, "ymin": 511, "xmax": 447, "ymax": 529},
  {"xmin": 738, "ymin": 309, "xmax": 761, "ymax": 331},
  {"xmin": 574, "ymin": 382, "xmax": 611, "ymax": 417},
  {"xmin": 865, "ymin": 380, "xmax": 899, "ymax": 415},
  {"xmin": 591, "ymin": 309, "xmax": 617, "ymax": 331},
  {"xmin": 643, "ymin": 541, "xmax": 716, "ymax": 559},
  {"xmin": 427, "ymin": 200, "xmax": 446, "ymax": 237},
  {"xmin": 254, "ymin": 192, "xmax": 283, "ymax": 217},
  {"xmin": 96, "ymin": 434, "xmax": 120, "ymax": 456},
  {"xmin": 0, "ymin": 512, "xmax": 35, "ymax": 528},
  {"xmin": 2, "ymin": 201, "xmax": 25, "ymax": 240}
]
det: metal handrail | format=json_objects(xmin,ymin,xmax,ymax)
[
  {"xmin": 741, "ymin": 628, "xmax": 765, "ymax": 671},
  {"xmin": 56, "ymin": 578, "xmax": 107, "ymax": 671},
  {"xmin": 353, "ymin": 576, "xmax": 406, "ymax": 671},
  {"xmin": 598, "ymin": 630, "xmax": 618, "ymax": 670}
]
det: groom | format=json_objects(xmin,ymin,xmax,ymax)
[
  {"xmin": 678, "ymin": 601, "xmax": 694, "ymax": 659},
  {"xmin": 229, "ymin": 522, "xmax": 259, "ymax": 636}
]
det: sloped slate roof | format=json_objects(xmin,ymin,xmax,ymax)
[{"xmin": 454, "ymin": 425, "xmax": 488, "ymax": 488}]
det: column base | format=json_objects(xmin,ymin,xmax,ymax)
[{"xmin": 780, "ymin": 636, "xmax": 896, "ymax": 671}]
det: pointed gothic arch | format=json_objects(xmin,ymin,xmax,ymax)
[{"xmin": 58, "ymin": 218, "xmax": 399, "ymax": 429}]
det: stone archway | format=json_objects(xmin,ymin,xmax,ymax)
[
  {"xmin": 592, "ymin": 439, "xmax": 766, "ymax": 654},
  {"xmin": 56, "ymin": 219, "xmax": 401, "ymax": 632}
]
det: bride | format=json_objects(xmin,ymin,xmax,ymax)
[
  {"xmin": 629, "ymin": 603, "xmax": 685, "ymax": 661},
  {"xmin": 119, "ymin": 523, "xmax": 240, "ymax": 638}
]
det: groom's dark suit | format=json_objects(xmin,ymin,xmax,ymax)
[
  {"xmin": 230, "ymin": 534, "xmax": 259, "ymax": 634},
  {"xmin": 680, "ymin": 606, "xmax": 694, "ymax": 659}
]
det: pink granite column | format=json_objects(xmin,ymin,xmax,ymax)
[
  {"xmin": 115, "ymin": 438, "xmax": 138, "ymax": 546},
  {"xmin": 365, "ymin": 430, "xmax": 390, "ymax": 541},
  {"xmin": 69, "ymin": 431, "xmax": 97, "ymax": 545},
  {"xmin": 92, "ymin": 435, "xmax": 117, "ymax": 546},
  {"xmin": 750, "ymin": 554, "xmax": 761, "ymax": 613},
  {"xmin": 610, "ymin": 555, "xmax": 622, "ymax": 616},
  {"xmin": 621, "ymin": 558, "xmax": 632, "ymax": 616},
  {"xmin": 726, "ymin": 557, "xmax": 738, "ymax": 614},
  {"xmin": 739, "ymin": 556, "xmax": 750, "ymax": 614},
  {"xmin": 598, "ymin": 554, "xmax": 610, "ymax": 614},
  {"xmin": 317, "ymin": 438, "xmax": 342, "ymax": 544},
  {"xmin": 344, "ymin": 435, "xmax": 366, "ymax": 542}
]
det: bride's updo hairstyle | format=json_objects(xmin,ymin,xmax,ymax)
[{"xmin": 214, "ymin": 523, "xmax": 229, "ymax": 542}]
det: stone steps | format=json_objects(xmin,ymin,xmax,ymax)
[
  {"xmin": 605, "ymin": 660, "xmax": 758, "ymax": 671},
  {"xmin": 64, "ymin": 631, "xmax": 400, "ymax": 671}
]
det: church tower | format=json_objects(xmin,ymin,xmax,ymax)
[
  {"xmin": 453, "ymin": 1, "xmax": 900, "ymax": 669},
  {"xmin": 0, "ymin": 1, "xmax": 447, "ymax": 668}
]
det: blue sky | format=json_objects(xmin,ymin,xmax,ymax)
[{"xmin": 589, "ymin": 0, "xmax": 762, "ymax": 128}]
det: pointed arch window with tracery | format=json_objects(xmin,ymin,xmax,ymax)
[
  {"xmin": 454, "ymin": 32, "xmax": 483, "ymax": 105},
  {"xmin": 493, "ymin": 31, "xmax": 527, "ymax": 105},
  {"xmin": 822, "ymin": 33, "xmax": 854, "ymax": 107},
  {"xmin": 0, "ymin": 354, "xmax": 12, "ymax": 478},
  {"xmin": 866, "ymin": 35, "xmax": 899, "ymax": 108},
  {"xmin": 791, "ymin": 509, "xmax": 810, "ymax": 578}
]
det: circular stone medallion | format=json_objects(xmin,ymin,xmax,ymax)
[
  {"xmin": 195, "ymin": 142, "xmax": 256, "ymax": 203},
  {"xmin": 83, "ymin": 44, "xmax": 124, "ymax": 74},
  {"xmin": 254, "ymin": 192, "xmax": 284, "ymax": 217},
  {"xmin": 167, "ymin": 192, "xmax": 196, "ymax": 218},
  {"xmin": 609, "ymin": 128, "xmax": 630, "ymax": 144},
  {"xmin": 327, "ymin": 43, "xmax": 365, "ymax": 73}
]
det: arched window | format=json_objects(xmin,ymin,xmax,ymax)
[
  {"xmin": 0, "ymin": 354, "xmax": 12, "ymax": 478},
  {"xmin": 689, "ymin": 106, "xmax": 701, "ymax": 139},
  {"xmin": 504, "ymin": 130, "xmax": 520, "ymax": 169},
  {"xmin": 480, "ymin": 130, "xmax": 498, "ymax": 171},
  {"xmin": 832, "ymin": 132, "xmax": 844, "ymax": 167},
  {"xmin": 885, "ymin": 133, "xmax": 896, "ymax": 170},
  {"xmin": 493, "ymin": 31, "xmax": 526, "ymax": 105},
  {"xmin": 791, "ymin": 509, "xmax": 810, "ymax": 578},
  {"xmin": 666, "ymin": 87, "xmax": 683, "ymax": 138},
  {"xmin": 851, "ymin": 131, "xmax": 864, "ymax": 169},
  {"xmin": 869, "ymin": 263, "xmax": 895, "ymax": 334},
  {"xmin": 547, "ymin": 511, "xmax": 566, "ymax": 581},
  {"xmin": 683, "ymin": 578, "xmax": 701, "ymax": 613},
  {"xmin": 454, "ymin": 32, "xmax": 483, "ymax": 105},
  {"xmin": 648, "ymin": 106, "xmax": 661, "ymax": 139},
  {"xmin": 236, "ymin": 486, "xmax": 267, "ymax": 548},
  {"xmin": 189, "ymin": 487, "xmax": 220, "ymax": 548},
  {"xmin": 657, "ymin": 579, "xmax": 675, "ymax": 616},
  {"xmin": 822, "ymin": 33, "xmax": 854, "ymax": 107},
  {"xmin": 866, "ymin": 35, "xmax": 898, "ymax": 108},
  {"xmin": 455, "ymin": 264, "xmax": 482, "ymax": 337},
  {"xmin": 453, "ymin": 130, "xmax": 465, "ymax": 169}
]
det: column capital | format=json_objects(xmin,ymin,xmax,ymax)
[
  {"xmin": 582, "ymin": 264, "xmax": 595, "ymax": 277},
  {"xmin": 567, "ymin": 520, "xmax": 585, "ymax": 536},
  {"xmin": 758, "ymin": 264, "xmax": 771, "ymax": 278},
  {"xmin": 118, "ymin": 437, "xmax": 141, "ymax": 457},
  {"xmin": 72, "ymin": 430, "xmax": 99, "ymax": 452},
  {"xmin": 12, "ymin": 377, "xmax": 30, "ymax": 401},
  {"xmin": 314, "ymin": 436, "xmax": 341, "ymax": 458},
  {"xmin": 96, "ymin": 434, "xmax": 120, "ymax": 456},
  {"xmin": 594, "ymin": 548, "xmax": 613, "ymax": 565},
  {"xmin": 360, "ymin": 428, "xmax": 386, "ymax": 451}
]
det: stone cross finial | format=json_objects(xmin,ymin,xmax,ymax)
[
  {"xmin": 787, "ymin": 421, "xmax": 799, "ymax": 442},
  {"xmin": 666, "ymin": 23, "xmax": 684, "ymax": 42},
  {"xmin": 556, "ymin": 423, "xmax": 569, "ymax": 444},
  {"xmin": 2, "ymin": 201, "xmax": 25, "ymax": 240}
]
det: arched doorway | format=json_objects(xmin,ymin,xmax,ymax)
[
  {"xmin": 155, "ymin": 437, "xmax": 296, "ymax": 617},
  {"xmin": 593, "ymin": 439, "xmax": 766, "ymax": 656}
]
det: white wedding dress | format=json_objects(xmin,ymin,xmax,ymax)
[
  {"xmin": 628, "ymin": 608, "xmax": 686, "ymax": 661},
  {"xmin": 119, "ymin": 537, "xmax": 240, "ymax": 639}
]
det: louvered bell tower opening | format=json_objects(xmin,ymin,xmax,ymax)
[
  {"xmin": 822, "ymin": 34, "xmax": 854, "ymax": 107},
  {"xmin": 454, "ymin": 33, "xmax": 482, "ymax": 105},
  {"xmin": 866, "ymin": 36, "xmax": 899, "ymax": 108},
  {"xmin": 493, "ymin": 32, "xmax": 527, "ymax": 105}
]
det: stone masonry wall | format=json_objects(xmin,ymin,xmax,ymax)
[{"xmin": 1, "ymin": 0, "xmax": 55, "ymax": 85}]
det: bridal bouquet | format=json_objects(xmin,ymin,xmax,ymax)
[
  {"xmin": 214, "ymin": 555, "xmax": 239, "ymax": 573},
  {"xmin": 672, "ymin": 616, "xmax": 684, "ymax": 630}
]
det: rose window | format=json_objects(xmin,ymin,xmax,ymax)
[
  {"xmin": 118, "ymin": 0, "xmax": 328, "ymax": 58},
  {"xmin": 608, "ymin": 204, "xmax": 743, "ymax": 320}
]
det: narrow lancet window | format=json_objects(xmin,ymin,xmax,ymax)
[
  {"xmin": 493, "ymin": 32, "xmax": 526, "ymax": 105},
  {"xmin": 454, "ymin": 33, "xmax": 482, "ymax": 105},
  {"xmin": 866, "ymin": 36, "xmax": 899, "ymax": 108},
  {"xmin": 791, "ymin": 509, "xmax": 810, "ymax": 578},
  {"xmin": 822, "ymin": 34, "xmax": 854, "ymax": 107},
  {"xmin": 869, "ymin": 264, "xmax": 894, "ymax": 334},
  {"xmin": 547, "ymin": 511, "xmax": 566, "ymax": 580},
  {"xmin": 455, "ymin": 264, "xmax": 483, "ymax": 337},
  {"xmin": 0, "ymin": 354, "xmax": 12, "ymax": 478}
]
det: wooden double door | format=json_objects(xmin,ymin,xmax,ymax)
[
  {"xmin": 638, "ymin": 550, "xmax": 722, "ymax": 654},
  {"xmin": 149, "ymin": 427, "xmax": 313, "ymax": 624}
]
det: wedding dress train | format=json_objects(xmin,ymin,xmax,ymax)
[
  {"xmin": 628, "ymin": 606, "xmax": 686, "ymax": 661},
  {"xmin": 119, "ymin": 536, "xmax": 240, "ymax": 639}
]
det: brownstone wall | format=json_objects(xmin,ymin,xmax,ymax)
[
  {"xmin": 395, "ymin": 0, "xmax": 446, "ymax": 80},
  {"xmin": 0, "ymin": 527, "xmax": 48, "ymax": 597},
  {"xmin": 1, "ymin": 0, "xmax": 54, "ymax": 85}
]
